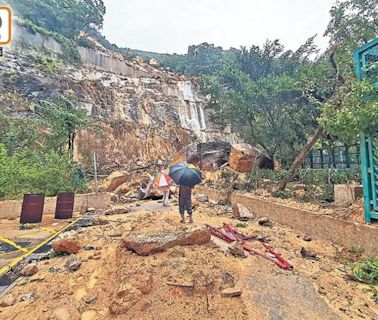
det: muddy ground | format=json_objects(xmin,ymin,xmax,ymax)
[{"xmin": 0, "ymin": 199, "xmax": 377, "ymax": 320}]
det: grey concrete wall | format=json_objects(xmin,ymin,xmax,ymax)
[
  {"xmin": 0, "ymin": 193, "xmax": 112, "ymax": 220},
  {"xmin": 195, "ymin": 187, "xmax": 378, "ymax": 256},
  {"xmin": 77, "ymin": 47, "xmax": 149, "ymax": 78},
  {"xmin": 12, "ymin": 23, "xmax": 150, "ymax": 79},
  {"xmin": 13, "ymin": 24, "xmax": 62, "ymax": 54}
]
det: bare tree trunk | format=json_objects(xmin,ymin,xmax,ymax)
[{"xmin": 278, "ymin": 126, "xmax": 324, "ymax": 191}]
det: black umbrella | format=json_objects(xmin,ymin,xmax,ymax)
[{"xmin": 169, "ymin": 162, "xmax": 202, "ymax": 187}]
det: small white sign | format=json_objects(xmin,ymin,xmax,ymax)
[{"xmin": 0, "ymin": 6, "xmax": 12, "ymax": 46}]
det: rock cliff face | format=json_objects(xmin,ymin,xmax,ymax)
[{"xmin": 0, "ymin": 24, "xmax": 237, "ymax": 170}]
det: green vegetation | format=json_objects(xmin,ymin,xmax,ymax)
[
  {"xmin": 0, "ymin": 95, "xmax": 96, "ymax": 199},
  {"xmin": 0, "ymin": 144, "xmax": 78, "ymax": 199},
  {"xmin": 194, "ymin": 0, "xmax": 377, "ymax": 186},
  {"xmin": 201, "ymin": 38, "xmax": 322, "ymax": 166},
  {"xmin": 15, "ymin": 17, "xmax": 81, "ymax": 62},
  {"xmin": 353, "ymin": 258, "xmax": 378, "ymax": 285},
  {"xmin": 6, "ymin": 0, "xmax": 105, "ymax": 39},
  {"xmin": 35, "ymin": 96, "xmax": 101, "ymax": 154},
  {"xmin": 30, "ymin": 55, "xmax": 63, "ymax": 73},
  {"xmin": 248, "ymin": 168, "xmax": 361, "ymax": 202}
]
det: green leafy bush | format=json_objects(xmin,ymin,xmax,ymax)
[
  {"xmin": 353, "ymin": 258, "xmax": 378, "ymax": 285},
  {"xmin": 31, "ymin": 55, "xmax": 62, "ymax": 73},
  {"xmin": 0, "ymin": 144, "xmax": 81, "ymax": 199}
]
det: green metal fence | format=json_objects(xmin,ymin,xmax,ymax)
[
  {"xmin": 304, "ymin": 146, "xmax": 360, "ymax": 169},
  {"xmin": 354, "ymin": 38, "xmax": 378, "ymax": 223}
]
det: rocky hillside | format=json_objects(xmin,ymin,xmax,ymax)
[{"xmin": 0, "ymin": 23, "xmax": 237, "ymax": 171}]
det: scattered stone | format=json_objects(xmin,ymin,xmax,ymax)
[
  {"xmin": 19, "ymin": 223, "xmax": 37, "ymax": 230},
  {"xmin": 52, "ymin": 239, "xmax": 80, "ymax": 254},
  {"xmin": 122, "ymin": 226, "xmax": 211, "ymax": 256},
  {"xmin": 92, "ymin": 216, "xmax": 109, "ymax": 226},
  {"xmin": 110, "ymin": 283, "xmax": 141, "ymax": 315},
  {"xmin": 228, "ymin": 241, "xmax": 246, "ymax": 258},
  {"xmin": 49, "ymin": 266, "xmax": 62, "ymax": 273},
  {"xmin": 108, "ymin": 229, "xmax": 123, "ymax": 237},
  {"xmin": 221, "ymin": 288, "xmax": 242, "ymax": 298},
  {"xmin": 300, "ymin": 247, "xmax": 319, "ymax": 260},
  {"xmin": 133, "ymin": 56, "xmax": 144, "ymax": 64},
  {"xmin": 303, "ymin": 235, "xmax": 312, "ymax": 242},
  {"xmin": 84, "ymin": 294, "xmax": 98, "ymax": 304},
  {"xmin": 20, "ymin": 291, "xmax": 35, "ymax": 302},
  {"xmin": 149, "ymin": 58, "xmax": 159, "ymax": 66},
  {"xmin": 30, "ymin": 250, "xmax": 56, "ymax": 261},
  {"xmin": 236, "ymin": 223, "xmax": 247, "ymax": 228},
  {"xmin": 104, "ymin": 206, "xmax": 131, "ymax": 216},
  {"xmin": 20, "ymin": 263, "xmax": 38, "ymax": 277},
  {"xmin": 221, "ymin": 272, "xmax": 235, "ymax": 288},
  {"xmin": 318, "ymin": 287, "xmax": 327, "ymax": 295},
  {"xmin": 255, "ymin": 235, "xmax": 271, "ymax": 243},
  {"xmin": 320, "ymin": 265, "xmax": 333, "ymax": 273},
  {"xmin": 258, "ymin": 217, "xmax": 273, "ymax": 227},
  {"xmin": 80, "ymin": 310, "xmax": 97, "ymax": 320},
  {"xmin": 0, "ymin": 294, "xmax": 16, "ymax": 307},
  {"xmin": 82, "ymin": 246, "xmax": 95, "ymax": 251},
  {"xmin": 30, "ymin": 274, "xmax": 45, "ymax": 282},
  {"xmin": 195, "ymin": 194, "xmax": 208, "ymax": 202},
  {"xmin": 232, "ymin": 203, "xmax": 254, "ymax": 219},
  {"xmin": 53, "ymin": 307, "xmax": 71, "ymax": 320},
  {"xmin": 74, "ymin": 288, "xmax": 88, "ymax": 302},
  {"xmin": 65, "ymin": 255, "xmax": 83, "ymax": 272}
]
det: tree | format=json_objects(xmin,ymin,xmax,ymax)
[
  {"xmin": 202, "ymin": 38, "xmax": 320, "ymax": 166},
  {"xmin": 36, "ymin": 95, "xmax": 100, "ymax": 155},
  {"xmin": 278, "ymin": 0, "xmax": 377, "ymax": 189},
  {"xmin": 6, "ymin": 0, "xmax": 106, "ymax": 39}
]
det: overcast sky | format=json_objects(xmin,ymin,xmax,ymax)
[{"xmin": 102, "ymin": 0, "xmax": 335, "ymax": 54}]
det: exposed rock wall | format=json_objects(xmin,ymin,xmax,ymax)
[{"xmin": 0, "ymin": 24, "xmax": 239, "ymax": 170}]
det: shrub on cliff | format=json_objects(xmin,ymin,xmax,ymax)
[{"xmin": 0, "ymin": 144, "xmax": 85, "ymax": 199}]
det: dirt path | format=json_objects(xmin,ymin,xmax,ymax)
[{"xmin": 0, "ymin": 200, "xmax": 376, "ymax": 320}]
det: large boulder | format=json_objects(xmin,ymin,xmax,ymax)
[
  {"xmin": 232, "ymin": 203, "xmax": 254, "ymax": 219},
  {"xmin": 122, "ymin": 227, "xmax": 211, "ymax": 256},
  {"xmin": 229, "ymin": 143, "xmax": 261, "ymax": 173},
  {"xmin": 52, "ymin": 239, "xmax": 80, "ymax": 254},
  {"xmin": 173, "ymin": 141, "xmax": 231, "ymax": 172},
  {"xmin": 102, "ymin": 171, "xmax": 127, "ymax": 192}
]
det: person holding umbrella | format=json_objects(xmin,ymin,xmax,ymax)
[
  {"xmin": 169, "ymin": 163, "xmax": 202, "ymax": 223},
  {"xmin": 154, "ymin": 171, "xmax": 173, "ymax": 207}
]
